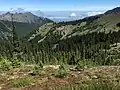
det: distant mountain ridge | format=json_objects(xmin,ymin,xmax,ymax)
[
  {"xmin": 0, "ymin": 12, "xmax": 52, "ymax": 24},
  {"xmin": 0, "ymin": 10, "xmax": 105, "ymax": 22},
  {"xmin": 0, "ymin": 12, "xmax": 53, "ymax": 40}
]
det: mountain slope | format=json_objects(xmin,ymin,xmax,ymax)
[
  {"xmin": 25, "ymin": 7, "xmax": 120, "ymax": 63},
  {"xmin": 28, "ymin": 7, "xmax": 120, "ymax": 44},
  {"xmin": 24, "ymin": 7, "xmax": 120, "ymax": 66},
  {"xmin": 0, "ymin": 12, "xmax": 53, "ymax": 39}
]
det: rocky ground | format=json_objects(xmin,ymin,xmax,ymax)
[{"xmin": 0, "ymin": 65, "xmax": 120, "ymax": 90}]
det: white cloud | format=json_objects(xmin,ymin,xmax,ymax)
[
  {"xmin": 48, "ymin": 16, "xmax": 69, "ymax": 19},
  {"xmin": 39, "ymin": 11, "xmax": 106, "ymax": 22},
  {"xmin": 87, "ymin": 11, "xmax": 105, "ymax": 16},
  {"xmin": 70, "ymin": 13, "xmax": 77, "ymax": 17},
  {"xmin": 9, "ymin": 8, "xmax": 25, "ymax": 13}
]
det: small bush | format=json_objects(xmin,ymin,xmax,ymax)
[
  {"xmin": 31, "ymin": 61, "xmax": 43, "ymax": 76},
  {"xmin": 75, "ymin": 61, "xmax": 85, "ymax": 71},
  {"xmin": 56, "ymin": 63, "xmax": 67, "ymax": 78},
  {"xmin": 117, "ymin": 22, "xmax": 120, "ymax": 27},
  {"xmin": 11, "ymin": 57, "xmax": 22, "ymax": 68},
  {"xmin": 76, "ymin": 60, "xmax": 97, "ymax": 71},
  {"xmin": 0, "ymin": 57, "xmax": 11, "ymax": 71}
]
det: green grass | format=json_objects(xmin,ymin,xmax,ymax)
[{"xmin": 11, "ymin": 77, "xmax": 34, "ymax": 88}]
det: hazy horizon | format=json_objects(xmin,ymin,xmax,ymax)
[{"xmin": 0, "ymin": 0, "xmax": 120, "ymax": 11}]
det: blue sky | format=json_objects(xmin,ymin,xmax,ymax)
[{"xmin": 0, "ymin": 0, "xmax": 120, "ymax": 11}]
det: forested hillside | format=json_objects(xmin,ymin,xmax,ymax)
[
  {"xmin": 21, "ymin": 7, "xmax": 120, "ymax": 65},
  {"xmin": 0, "ymin": 7, "xmax": 120, "ymax": 65}
]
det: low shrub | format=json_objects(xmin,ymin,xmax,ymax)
[
  {"xmin": 31, "ymin": 61, "xmax": 43, "ymax": 76},
  {"xmin": 76, "ymin": 60, "xmax": 97, "ymax": 71},
  {"xmin": 0, "ymin": 57, "xmax": 11, "ymax": 71},
  {"xmin": 11, "ymin": 57, "xmax": 22, "ymax": 68},
  {"xmin": 56, "ymin": 63, "xmax": 67, "ymax": 78}
]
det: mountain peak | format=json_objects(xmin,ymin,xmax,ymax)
[{"xmin": 105, "ymin": 7, "xmax": 120, "ymax": 15}]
